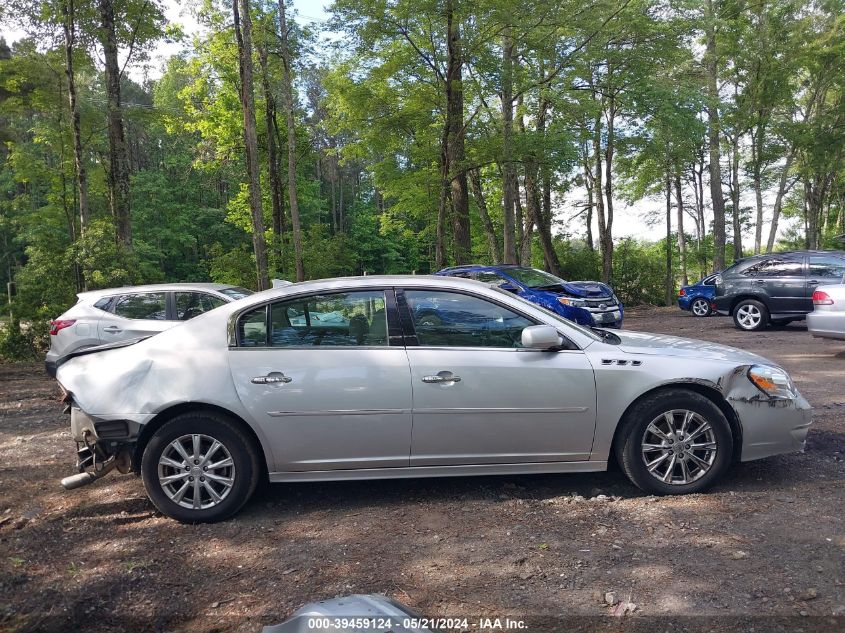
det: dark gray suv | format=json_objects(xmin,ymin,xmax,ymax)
[{"xmin": 713, "ymin": 250, "xmax": 845, "ymax": 331}]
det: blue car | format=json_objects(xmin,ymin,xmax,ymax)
[
  {"xmin": 678, "ymin": 274, "xmax": 717, "ymax": 317},
  {"xmin": 435, "ymin": 264, "xmax": 623, "ymax": 328}
]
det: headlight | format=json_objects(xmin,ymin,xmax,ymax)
[
  {"xmin": 747, "ymin": 365, "xmax": 797, "ymax": 399},
  {"xmin": 558, "ymin": 297, "xmax": 586, "ymax": 308}
]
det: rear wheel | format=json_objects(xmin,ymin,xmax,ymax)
[
  {"xmin": 690, "ymin": 298, "xmax": 711, "ymax": 317},
  {"xmin": 615, "ymin": 389, "xmax": 733, "ymax": 495},
  {"xmin": 733, "ymin": 299, "xmax": 769, "ymax": 331},
  {"xmin": 141, "ymin": 412, "xmax": 261, "ymax": 523}
]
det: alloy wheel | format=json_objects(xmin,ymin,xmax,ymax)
[
  {"xmin": 157, "ymin": 434, "xmax": 236, "ymax": 510},
  {"xmin": 736, "ymin": 304, "xmax": 762, "ymax": 329},
  {"xmin": 691, "ymin": 299, "xmax": 710, "ymax": 317},
  {"xmin": 641, "ymin": 410, "xmax": 717, "ymax": 485}
]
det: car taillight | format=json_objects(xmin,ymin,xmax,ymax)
[
  {"xmin": 49, "ymin": 319, "xmax": 76, "ymax": 335},
  {"xmin": 812, "ymin": 291, "xmax": 834, "ymax": 306},
  {"xmin": 678, "ymin": 289, "xmax": 686, "ymax": 296}
]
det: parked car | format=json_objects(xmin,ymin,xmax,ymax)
[
  {"xmin": 436, "ymin": 264, "xmax": 623, "ymax": 328},
  {"xmin": 678, "ymin": 274, "xmax": 717, "ymax": 317},
  {"xmin": 713, "ymin": 250, "xmax": 845, "ymax": 331},
  {"xmin": 807, "ymin": 284, "xmax": 845, "ymax": 340},
  {"xmin": 45, "ymin": 283, "xmax": 253, "ymax": 376},
  {"xmin": 54, "ymin": 275, "xmax": 811, "ymax": 522}
]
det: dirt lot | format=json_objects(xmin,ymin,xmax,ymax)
[{"xmin": 1, "ymin": 307, "xmax": 843, "ymax": 633}]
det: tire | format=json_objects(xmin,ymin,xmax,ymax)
[
  {"xmin": 615, "ymin": 389, "xmax": 733, "ymax": 495},
  {"xmin": 690, "ymin": 298, "xmax": 711, "ymax": 317},
  {"xmin": 141, "ymin": 412, "xmax": 261, "ymax": 523},
  {"xmin": 733, "ymin": 299, "xmax": 769, "ymax": 331}
]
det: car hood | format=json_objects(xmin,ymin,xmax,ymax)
[
  {"xmin": 614, "ymin": 330, "xmax": 771, "ymax": 365},
  {"xmin": 541, "ymin": 281, "xmax": 614, "ymax": 298}
]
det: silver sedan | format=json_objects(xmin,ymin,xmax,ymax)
[
  {"xmin": 807, "ymin": 284, "xmax": 845, "ymax": 340},
  {"xmin": 54, "ymin": 276, "xmax": 812, "ymax": 522}
]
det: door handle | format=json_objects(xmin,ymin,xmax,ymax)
[
  {"xmin": 753, "ymin": 279, "xmax": 765, "ymax": 284},
  {"xmin": 808, "ymin": 280, "xmax": 819, "ymax": 285},
  {"xmin": 102, "ymin": 325, "xmax": 122, "ymax": 333},
  {"xmin": 422, "ymin": 371, "xmax": 462, "ymax": 384},
  {"xmin": 251, "ymin": 372, "xmax": 293, "ymax": 385}
]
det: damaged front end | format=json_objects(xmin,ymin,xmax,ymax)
[
  {"xmin": 60, "ymin": 389, "xmax": 137, "ymax": 490},
  {"xmin": 721, "ymin": 364, "xmax": 813, "ymax": 462}
]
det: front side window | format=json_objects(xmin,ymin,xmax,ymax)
[
  {"xmin": 113, "ymin": 293, "xmax": 167, "ymax": 320},
  {"xmin": 175, "ymin": 292, "xmax": 226, "ymax": 321},
  {"xmin": 404, "ymin": 290, "xmax": 534, "ymax": 348},
  {"xmin": 742, "ymin": 258, "xmax": 803, "ymax": 277},
  {"xmin": 809, "ymin": 256, "xmax": 845, "ymax": 279}
]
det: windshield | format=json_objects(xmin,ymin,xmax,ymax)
[
  {"xmin": 505, "ymin": 267, "xmax": 567, "ymax": 288},
  {"xmin": 489, "ymin": 287, "xmax": 604, "ymax": 343},
  {"xmin": 220, "ymin": 286, "xmax": 254, "ymax": 300}
]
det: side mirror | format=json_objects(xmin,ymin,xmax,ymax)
[
  {"xmin": 521, "ymin": 325, "xmax": 564, "ymax": 350},
  {"xmin": 499, "ymin": 282, "xmax": 520, "ymax": 293}
]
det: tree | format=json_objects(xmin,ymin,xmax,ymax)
[
  {"xmin": 703, "ymin": 0, "xmax": 727, "ymax": 270},
  {"xmin": 233, "ymin": 0, "xmax": 270, "ymax": 290},
  {"xmin": 278, "ymin": 0, "xmax": 305, "ymax": 281}
]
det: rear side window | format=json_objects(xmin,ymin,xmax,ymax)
[
  {"xmin": 94, "ymin": 296, "xmax": 115, "ymax": 312},
  {"xmin": 175, "ymin": 292, "xmax": 226, "ymax": 321},
  {"xmin": 809, "ymin": 255, "xmax": 845, "ymax": 279},
  {"xmin": 742, "ymin": 258, "xmax": 803, "ymax": 277},
  {"xmin": 113, "ymin": 293, "xmax": 167, "ymax": 320},
  {"xmin": 270, "ymin": 291, "xmax": 388, "ymax": 347},
  {"xmin": 237, "ymin": 291, "xmax": 389, "ymax": 347}
]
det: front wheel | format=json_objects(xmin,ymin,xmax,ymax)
[
  {"xmin": 690, "ymin": 298, "xmax": 711, "ymax": 317},
  {"xmin": 141, "ymin": 412, "xmax": 261, "ymax": 523},
  {"xmin": 615, "ymin": 389, "xmax": 733, "ymax": 495},
  {"xmin": 733, "ymin": 299, "xmax": 769, "ymax": 331}
]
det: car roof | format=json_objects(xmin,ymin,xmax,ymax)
[
  {"xmin": 77, "ymin": 282, "xmax": 240, "ymax": 300},
  {"xmin": 227, "ymin": 275, "xmax": 498, "ymax": 305},
  {"xmin": 740, "ymin": 250, "xmax": 844, "ymax": 260},
  {"xmin": 439, "ymin": 264, "xmax": 524, "ymax": 272}
]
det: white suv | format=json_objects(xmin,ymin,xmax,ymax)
[{"xmin": 45, "ymin": 283, "xmax": 252, "ymax": 376}]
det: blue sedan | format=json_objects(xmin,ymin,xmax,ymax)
[
  {"xmin": 678, "ymin": 274, "xmax": 717, "ymax": 317},
  {"xmin": 435, "ymin": 264, "xmax": 623, "ymax": 328}
]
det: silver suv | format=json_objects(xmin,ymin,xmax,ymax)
[{"xmin": 45, "ymin": 283, "xmax": 252, "ymax": 376}]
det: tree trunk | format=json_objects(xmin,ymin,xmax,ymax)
[
  {"xmin": 514, "ymin": 173, "xmax": 525, "ymax": 265},
  {"xmin": 278, "ymin": 0, "xmax": 305, "ymax": 281},
  {"xmin": 592, "ymin": 100, "xmax": 607, "ymax": 281},
  {"xmin": 705, "ymin": 0, "xmax": 726, "ymax": 271},
  {"xmin": 445, "ymin": 0, "xmax": 471, "ymax": 264},
  {"xmin": 258, "ymin": 43, "xmax": 284, "ymax": 264},
  {"xmin": 233, "ymin": 0, "xmax": 270, "ymax": 290},
  {"xmin": 436, "ymin": 120, "xmax": 449, "ymax": 269},
  {"xmin": 582, "ymin": 143, "xmax": 595, "ymax": 251},
  {"xmin": 765, "ymin": 152, "xmax": 795, "ymax": 252},
  {"xmin": 500, "ymin": 25, "xmax": 517, "ymax": 264},
  {"xmin": 61, "ymin": 0, "xmax": 90, "ymax": 240},
  {"xmin": 468, "ymin": 167, "xmax": 501, "ymax": 262},
  {"xmin": 675, "ymin": 174, "xmax": 688, "ymax": 286},
  {"xmin": 99, "ymin": 0, "xmax": 132, "ymax": 247},
  {"xmin": 730, "ymin": 132, "xmax": 742, "ymax": 259},
  {"xmin": 752, "ymin": 133, "xmax": 764, "ymax": 254},
  {"xmin": 602, "ymin": 97, "xmax": 616, "ymax": 284},
  {"xmin": 665, "ymin": 174, "xmax": 673, "ymax": 306}
]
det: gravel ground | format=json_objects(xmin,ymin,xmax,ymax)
[{"xmin": 0, "ymin": 307, "xmax": 843, "ymax": 633}]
